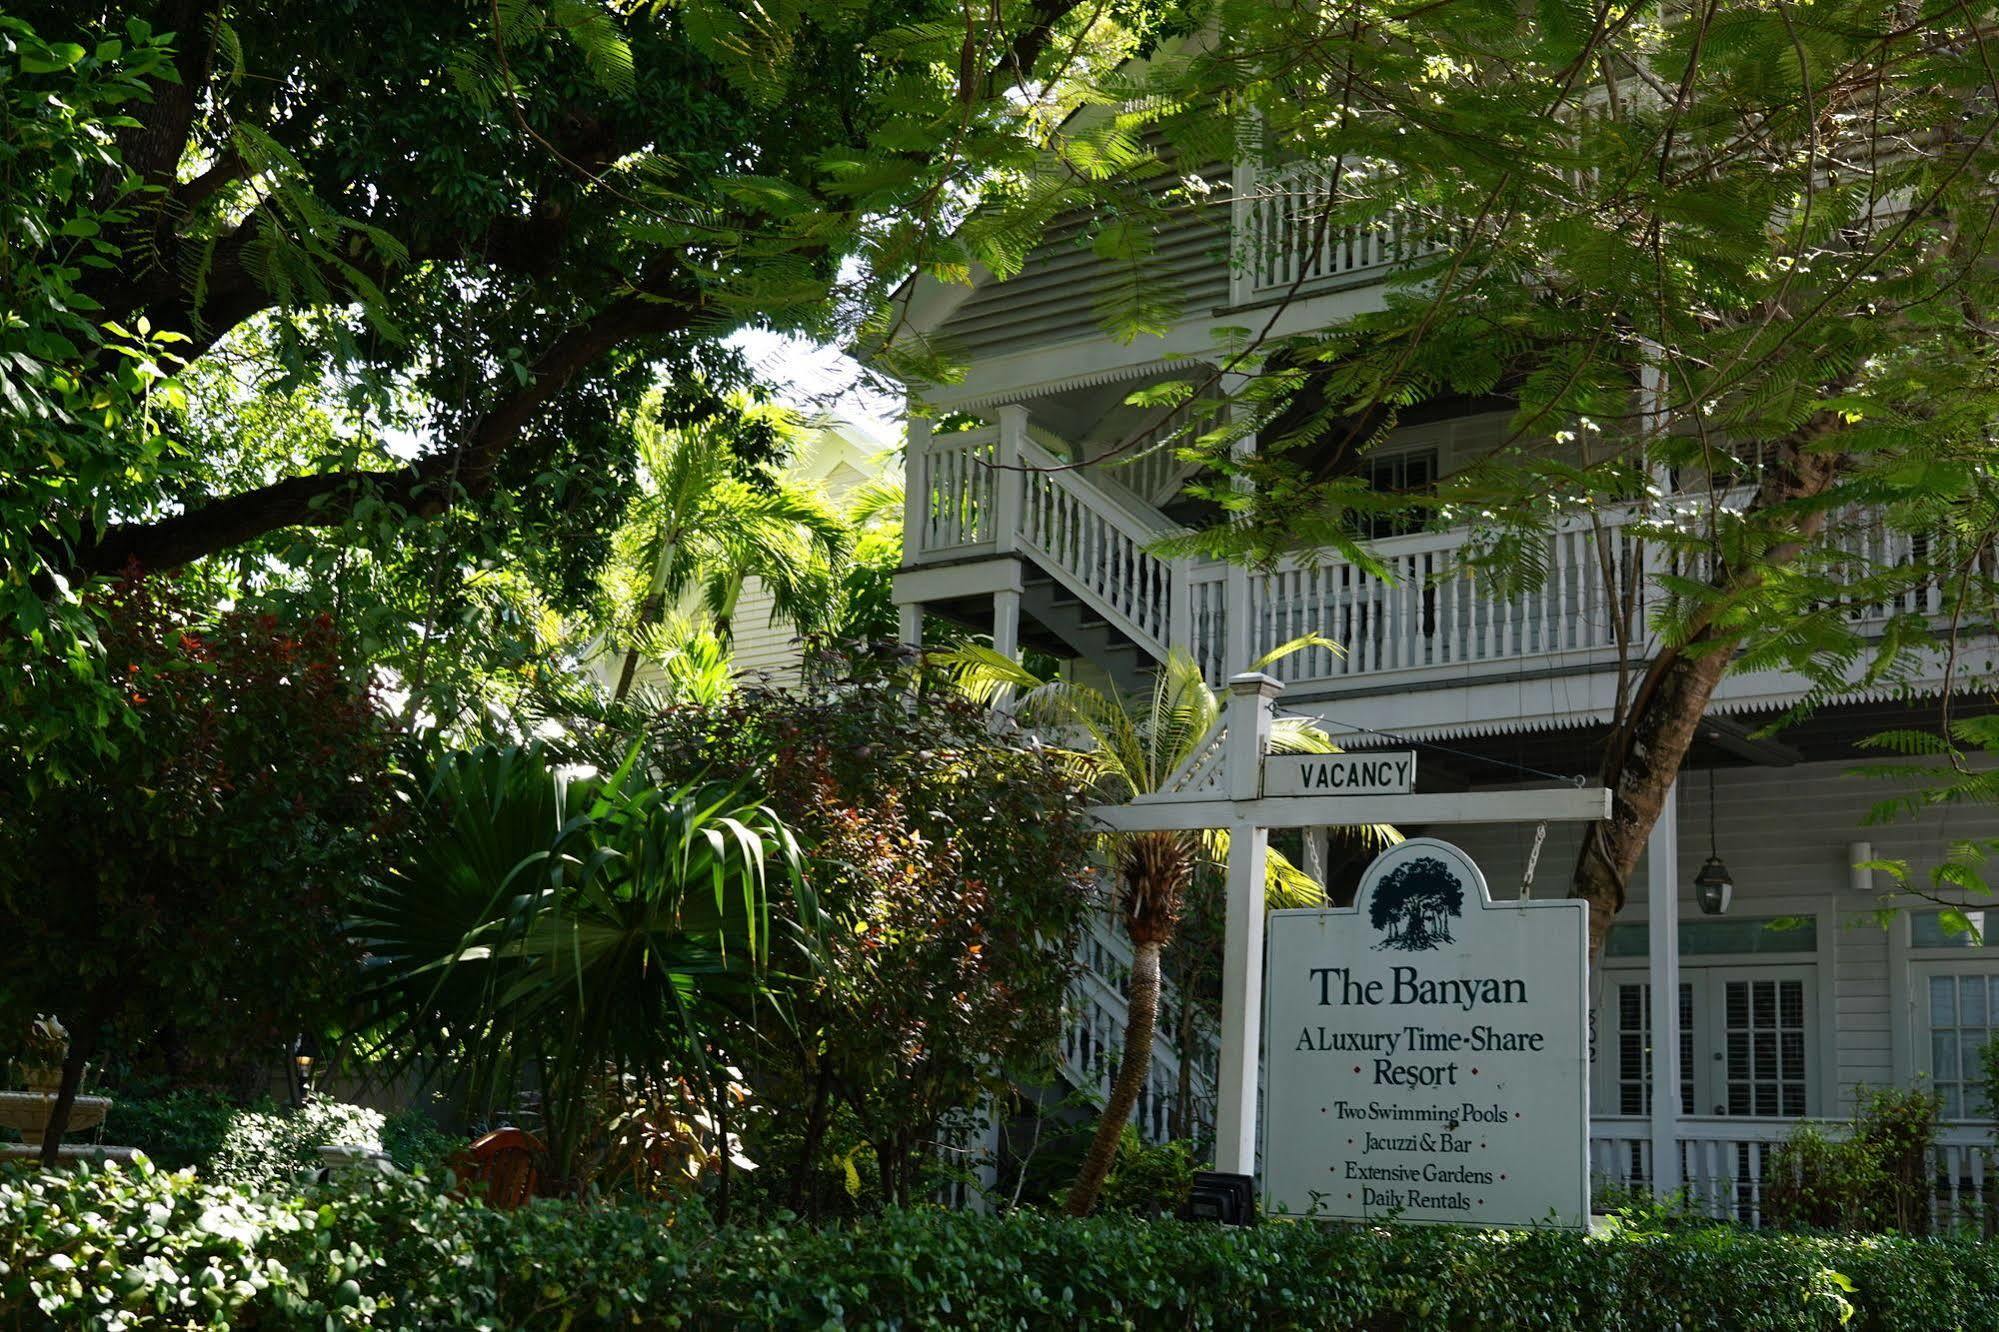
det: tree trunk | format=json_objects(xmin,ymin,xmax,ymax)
[
  {"xmin": 1064, "ymin": 936, "xmax": 1161, "ymax": 1216},
  {"xmin": 39, "ymin": 1024, "xmax": 97, "ymax": 1168},
  {"xmin": 1569, "ymin": 419, "xmax": 1849, "ymax": 956},
  {"xmin": 791, "ymin": 1061, "xmax": 833, "ymax": 1215},
  {"xmin": 1571, "ymin": 642, "xmax": 1736, "ymax": 957},
  {"xmin": 611, "ymin": 532, "xmax": 679, "ymax": 703}
]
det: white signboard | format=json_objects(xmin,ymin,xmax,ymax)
[
  {"xmin": 1263, "ymin": 751, "xmax": 1416, "ymax": 797},
  {"xmin": 1262, "ymin": 838, "xmax": 1589, "ymax": 1228}
]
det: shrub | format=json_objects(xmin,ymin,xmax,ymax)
[
  {"xmin": 0, "ymin": 574, "xmax": 392, "ymax": 1147},
  {"xmin": 209, "ymin": 1098, "xmax": 385, "ymax": 1193},
  {"xmin": 103, "ymin": 1088, "xmax": 239, "ymax": 1171},
  {"xmin": 381, "ymin": 1108, "xmax": 459, "ymax": 1177},
  {"xmin": 6, "ymin": 1157, "xmax": 1998, "ymax": 1330},
  {"xmin": 594, "ymin": 648, "xmax": 1099, "ymax": 1213},
  {"xmin": 1766, "ymin": 1086, "xmax": 1943, "ymax": 1234},
  {"xmin": 1094, "ymin": 1125, "xmax": 1198, "ymax": 1218}
]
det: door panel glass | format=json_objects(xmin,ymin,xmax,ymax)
[
  {"xmin": 1720, "ymin": 976, "xmax": 1808, "ymax": 1119},
  {"xmin": 1609, "ymin": 980, "xmax": 1693, "ymax": 1117}
]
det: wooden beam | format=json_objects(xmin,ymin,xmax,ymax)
[
  {"xmin": 1701, "ymin": 715, "xmax": 1802, "ymax": 767},
  {"xmin": 1090, "ymin": 787, "xmax": 1611, "ymax": 832}
]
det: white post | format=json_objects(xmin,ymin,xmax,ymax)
[
  {"xmin": 1223, "ymin": 391, "xmax": 1257, "ymax": 677},
  {"xmin": 1214, "ymin": 671, "xmax": 1280, "ymax": 1177},
  {"xmin": 1647, "ymin": 779, "xmax": 1682, "ymax": 1194},
  {"xmin": 988, "ymin": 587, "xmax": 1022, "ymax": 724},
  {"xmin": 904, "ymin": 412, "xmax": 931, "ymax": 559},
  {"xmin": 1169, "ymin": 561, "xmax": 1193, "ymax": 657},
  {"xmin": 994, "ymin": 403, "xmax": 1027, "ymax": 554},
  {"xmin": 898, "ymin": 602, "xmax": 922, "ymax": 650},
  {"xmin": 992, "ymin": 588, "xmax": 1020, "ymax": 662}
]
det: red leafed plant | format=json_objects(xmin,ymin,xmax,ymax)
[{"xmin": 0, "ymin": 571, "xmax": 393, "ymax": 1160}]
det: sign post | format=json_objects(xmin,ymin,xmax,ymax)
[{"xmin": 1089, "ymin": 672, "xmax": 1608, "ymax": 1228}]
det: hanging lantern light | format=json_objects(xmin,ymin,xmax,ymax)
[
  {"xmin": 290, "ymin": 1033, "xmax": 320, "ymax": 1106},
  {"xmin": 1693, "ymin": 767, "xmax": 1732, "ymax": 915}
]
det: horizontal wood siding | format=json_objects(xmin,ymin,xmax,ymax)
[
  {"xmin": 1436, "ymin": 759, "xmax": 1999, "ymax": 1114},
  {"xmin": 939, "ymin": 163, "xmax": 1231, "ymax": 357}
]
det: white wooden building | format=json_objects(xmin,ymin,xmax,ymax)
[{"xmin": 874, "ymin": 135, "xmax": 1999, "ymax": 1225}]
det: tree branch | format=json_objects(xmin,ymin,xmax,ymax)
[
  {"xmin": 981, "ymin": 0, "xmax": 1092, "ymax": 98},
  {"xmin": 72, "ymin": 275, "xmax": 706, "ymax": 577}
]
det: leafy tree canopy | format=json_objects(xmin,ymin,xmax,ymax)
[{"xmin": 4, "ymin": 0, "xmax": 1181, "ymax": 748}]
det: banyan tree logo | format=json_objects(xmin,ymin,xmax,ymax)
[{"xmin": 1368, "ymin": 856, "xmax": 1466, "ymax": 952}]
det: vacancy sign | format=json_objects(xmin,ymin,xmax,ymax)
[
  {"xmin": 1263, "ymin": 838, "xmax": 1589, "ymax": 1228},
  {"xmin": 1263, "ymin": 751, "xmax": 1416, "ymax": 797}
]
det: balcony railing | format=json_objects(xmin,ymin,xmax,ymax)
[
  {"xmin": 1233, "ymin": 160, "xmax": 1444, "ymax": 305},
  {"xmin": 1591, "ymin": 1116, "xmax": 1997, "ymax": 1231},
  {"xmin": 908, "ymin": 423, "xmax": 1948, "ymax": 694}
]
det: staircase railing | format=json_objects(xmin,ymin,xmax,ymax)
[
  {"xmin": 1014, "ymin": 434, "xmax": 1184, "ymax": 660},
  {"xmin": 1095, "ymin": 395, "xmax": 1212, "ymax": 509}
]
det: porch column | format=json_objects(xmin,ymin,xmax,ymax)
[
  {"xmin": 991, "ymin": 588, "xmax": 1020, "ymax": 662},
  {"xmin": 988, "ymin": 587, "xmax": 1022, "ymax": 723},
  {"xmin": 1215, "ymin": 671, "xmax": 1279, "ymax": 1177},
  {"xmin": 1223, "ymin": 378, "xmax": 1256, "ymax": 677},
  {"xmin": 994, "ymin": 404, "xmax": 1026, "ymax": 553},
  {"xmin": 898, "ymin": 410, "xmax": 930, "ymax": 651},
  {"xmin": 1647, "ymin": 779, "xmax": 1683, "ymax": 1194}
]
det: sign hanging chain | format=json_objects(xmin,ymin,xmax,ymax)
[{"xmin": 1519, "ymin": 820, "xmax": 1549, "ymax": 899}]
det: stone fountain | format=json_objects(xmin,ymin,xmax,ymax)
[
  {"xmin": 0, "ymin": 1018, "xmax": 130, "ymax": 1163},
  {"xmin": 0, "ymin": 1085, "xmax": 115, "ymax": 1158}
]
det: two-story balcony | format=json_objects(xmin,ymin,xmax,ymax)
[{"xmin": 895, "ymin": 409, "xmax": 1952, "ymax": 735}]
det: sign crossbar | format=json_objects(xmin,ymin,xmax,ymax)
[
  {"xmin": 1086, "ymin": 672, "xmax": 1610, "ymax": 1215},
  {"xmin": 1091, "ymin": 786, "xmax": 1609, "ymax": 832}
]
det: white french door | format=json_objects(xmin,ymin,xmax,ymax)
[{"xmin": 1598, "ymin": 965, "xmax": 1817, "ymax": 1119}]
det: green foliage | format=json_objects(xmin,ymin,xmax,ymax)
[
  {"xmin": 209, "ymin": 1098, "xmax": 386, "ymax": 1194},
  {"xmin": 600, "ymin": 648, "xmax": 1100, "ymax": 1212},
  {"xmin": 348, "ymin": 743, "xmax": 807, "ymax": 1183},
  {"xmin": 107, "ymin": 1089, "xmax": 456, "ymax": 1179},
  {"xmin": 1036, "ymin": 0, "xmax": 1999, "ymax": 739},
  {"xmin": 1854, "ymin": 715, "xmax": 1999, "ymax": 912},
  {"xmin": 0, "ymin": 575, "xmax": 391, "ymax": 1092},
  {"xmin": 7, "ymin": 1160, "xmax": 1999, "ymax": 1329},
  {"xmin": 103, "ymin": 1089, "xmax": 238, "ymax": 1172},
  {"xmin": 381, "ymin": 1107, "xmax": 459, "ymax": 1178},
  {"xmin": 3, "ymin": 0, "xmax": 1150, "ymax": 743},
  {"xmin": 598, "ymin": 397, "xmax": 850, "ymax": 694},
  {"xmin": 1093, "ymin": 1125, "xmax": 1198, "ymax": 1218},
  {"xmin": 1765, "ymin": 1087, "xmax": 1944, "ymax": 1235},
  {"xmin": 0, "ymin": 14, "xmax": 178, "ymax": 761}
]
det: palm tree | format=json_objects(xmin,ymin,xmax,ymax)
[
  {"xmin": 942, "ymin": 639, "xmax": 1396, "ymax": 1216},
  {"xmin": 347, "ymin": 743, "xmax": 812, "ymax": 1185},
  {"xmin": 608, "ymin": 403, "xmax": 850, "ymax": 701}
]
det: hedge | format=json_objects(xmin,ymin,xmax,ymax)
[{"xmin": 5, "ymin": 1157, "xmax": 1998, "ymax": 1330}]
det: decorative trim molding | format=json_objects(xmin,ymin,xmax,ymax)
[{"xmin": 946, "ymin": 357, "xmax": 1209, "ymax": 412}]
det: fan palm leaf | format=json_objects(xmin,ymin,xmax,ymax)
[{"xmin": 348, "ymin": 742, "xmax": 810, "ymax": 1180}]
